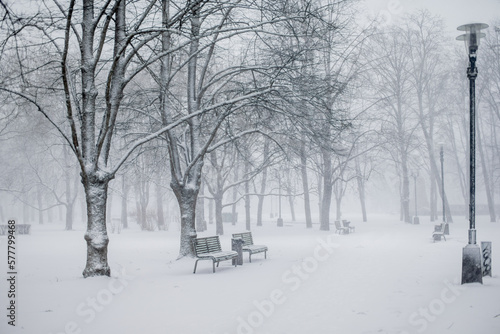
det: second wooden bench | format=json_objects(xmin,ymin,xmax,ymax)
[{"xmin": 232, "ymin": 232, "xmax": 268, "ymax": 263}]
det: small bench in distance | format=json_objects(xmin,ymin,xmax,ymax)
[
  {"xmin": 432, "ymin": 223, "xmax": 447, "ymax": 242},
  {"xmin": 334, "ymin": 221, "xmax": 349, "ymax": 234}
]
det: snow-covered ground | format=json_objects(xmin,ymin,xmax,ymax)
[{"xmin": 1, "ymin": 214, "xmax": 499, "ymax": 334}]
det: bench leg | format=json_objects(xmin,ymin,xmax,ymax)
[
  {"xmin": 213, "ymin": 261, "xmax": 216, "ymax": 273},
  {"xmin": 264, "ymin": 251, "xmax": 267, "ymax": 260},
  {"xmin": 249, "ymin": 253, "xmax": 252, "ymax": 263},
  {"xmin": 193, "ymin": 259, "xmax": 200, "ymax": 274}
]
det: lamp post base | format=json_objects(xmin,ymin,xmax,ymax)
[
  {"xmin": 277, "ymin": 218, "xmax": 283, "ymax": 227},
  {"xmin": 412, "ymin": 216, "xmax": 420, "ymax": 224},
  {"xmin": 461, "ymin": 244, "xmax": 483, "ymax": 284}
]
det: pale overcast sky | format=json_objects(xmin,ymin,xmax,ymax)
[{"xmin": 361, "ymin": 0, "xmax": 500, "ymax": 34}]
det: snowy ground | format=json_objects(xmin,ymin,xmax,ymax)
[{"xmin": 1, "ymin": 214, "xmax": 499, "ymax": 334}]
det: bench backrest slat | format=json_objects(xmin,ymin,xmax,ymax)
[
  {"xmin": 232, "ymin": 232, "xmax": 254, "ymax": 246},
  {"xmin": 193, "ymin": 236, "xmax": 222, "ymax": 255}
]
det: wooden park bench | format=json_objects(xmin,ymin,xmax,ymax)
[
  {"xmin": 192, "ymin": 236, "xmax": 238, "ymax": 273},
  {"xmin": 334, "ymin": 220, "xmax": 349, "ymax": 234},
  {"xmin": 232, "ymin": 232, "xmax": 268, "ymax": 263},
  {"xmin": 0, "ymin": 224, "xmax": 31, "ymax": 235},
  {"xmin": 432, "ymin": 223, "xmax": 447, "ymax": 242},
  {"xmin": 342, "ymin": 220, "xmax": 355, "ymax": 233}
]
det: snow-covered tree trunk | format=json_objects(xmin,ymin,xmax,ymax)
[
  {"xmin": 82, "ymin": 177, "xmax": 111, "ymax": 278},
  {"xmin": 171, "ymin": 180, "xmax": 200, "ymax": 257}
]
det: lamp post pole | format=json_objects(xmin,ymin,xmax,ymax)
[{"xmin": 457, "ymin": 23, "xmax": 488, "ymax": 284}]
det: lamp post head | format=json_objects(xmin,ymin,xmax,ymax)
[{"xmin": 456, "ymin": 23, "xmax": 488, "ymax": 54}]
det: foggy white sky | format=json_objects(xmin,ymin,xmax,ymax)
[{"xmin": 362, "ymin": 0, "xmax": 500, "ymax": 34}]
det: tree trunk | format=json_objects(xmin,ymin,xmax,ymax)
[
  {"xmin": 335, "ymin": 196, "xmax": 342, "ymax": 221},
  {"xmin": 317, "ymin": 172, "xmax": 323, "ymax": 224},
  {"xmin": 215, "ymin": 195, "xmax": 224, "ymax": 235},
  {"xmin": 257, "ymin": 141, "xmax": 269, "ymax": 226},
  {"xmin": 157, "ymin": 182, "xmax": 166, "ymax": 230},
  {"xmin": 320, "ymin": 148, "xmax": 332, "ymax": 231},
  {"xmin": 355, "ymin": 156, "xmax": 367, "ymax": 222},
  {"xmin": 196, "ymin": 182, "xmax": 206, "ymax": 231},
  {"xmin": 244, "ymin": 158, "xmax": 251, "ymax": 231},
  {"xmin": 300, "ymin": 138, "xmax": 312, "ymax": 228},
  {"xmin": 82, "ymin": 178, "xmax": 111, "ymax": 278},
  {"xmin": 121, "ymin": 175, "xmax": 128, "ymax": 229},
  {"xmin": 430, "ymin": 172, "xmax": 437, "ymax": 221},
  {"xmin": 401, "ymin": 152, "xmax": 411, "ymax": 223},
  {"xmin": 209, "ymin": 198, "xmax": 214, "ymax": 224},
  {"xmin": 286, "ymin": 168, "xmax": 296, "ymax": 221},
  {"xmin": 106, "ymin": 190, "xmax": 113, "ymax": 226},
  {"xmin": 65, "ymin": 204, "xmax": 74, "ymax": 231},
  {"xmin": 231, "ymin": 157, "xmax": 239, "ymax": 226},
  {"xmin": 135, "ymin": 197, "xmax": 142, "ymax": 227},
  {"xmin": 477, "ymin": 120, "xmax": 496, "ymax": 222},
  {"xmin": 48, "ymin": 207, "xmax": 53, "ymax": 223},
  {"xmin": 37, "ymin": 184, "xmax": 44, "ymax": 225},
  {"xmin": 172, "ymin": 184, "xmax": 199, "ymax": 258}
]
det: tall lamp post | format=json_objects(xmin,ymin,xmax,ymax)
[{"xmin": 457, "ymin": 23, "xmax": 488, "ymax": 284}]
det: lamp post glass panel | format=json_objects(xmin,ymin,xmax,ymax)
[{"xmin": 457, "ymin": 23, "xmax": 488, "ymax": 284}]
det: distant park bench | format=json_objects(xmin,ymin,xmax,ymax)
[
  {"xmin": 342, "ymin": 220, "xmax": 355, "ymax": 233},
  {"xmin": 432, "ymin": 223, "xmax": 447, "ymax": 242},
  {"xmin": 334, "ymin": 220, "xmax": 349, "ymax": 234},
  {"xmin": 232, "ymin": 232, "xmax": 268, "ymax": 263},
  {"xmin": 192, "ymin": 236, "xmax": 238, "ymax": 273},
  {"xmin": 0, "ymin": 224, "xmax": 31, "ymax": 235}
]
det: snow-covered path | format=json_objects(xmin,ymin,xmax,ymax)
[{"xmin": 1, "ymin": 214, "xmax": 499, "ymax": 334}]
